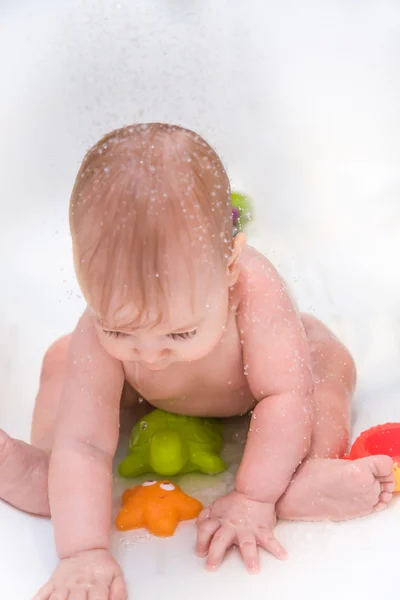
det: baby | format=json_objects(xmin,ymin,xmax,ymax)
[{"xmin": 0, "ymin": 123, "xmax": 394, "ymax": 600}]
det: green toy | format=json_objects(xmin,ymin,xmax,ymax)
[
  {"xmin": 232, "ymin": 191, "xmax": 253, "ymax": 235},
  {"xmin": 118, "ymin": 409, "xmax": 227, "ymax": 478}
]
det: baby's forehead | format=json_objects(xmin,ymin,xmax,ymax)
[{"xmin": 97, "ymin": 275, "xmax": 222, "ymax": 332}]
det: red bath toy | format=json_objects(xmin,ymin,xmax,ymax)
[{"xmin": 347, "ymin": 423, "xmax": 400, "ymax": 491}]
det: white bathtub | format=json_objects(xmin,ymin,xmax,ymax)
[{"xmin": 2, "ymin": 1, "xmax": 400, "ymax": 598}]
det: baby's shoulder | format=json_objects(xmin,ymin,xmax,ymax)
[
  {"xmin": 239, "ymin": 245, "xmax": 282, "ymax": 289},
  {"xmin": 234, "ymin": 245, "xmax": 294, "ymax": 320}
]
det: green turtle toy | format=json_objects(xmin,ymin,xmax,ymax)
[{"xmin": 118, "ymin": 409, "xmax": 227, "ymax": 478}]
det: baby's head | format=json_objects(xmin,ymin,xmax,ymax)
[{"xmin": 70, "ymin": 123, "xmax": 245, "ymax": 370}]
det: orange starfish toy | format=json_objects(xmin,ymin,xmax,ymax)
[{"xmin": 116, "ymin": 480, "xmax": 203, "ymax": 537}]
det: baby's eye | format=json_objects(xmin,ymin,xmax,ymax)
[
  {"xmin": 102, "ymin": 330, "xmax": 126, "ymax": 339},
  {"xmin": 168, "ymin": 329, "xmax": 197, "ymax": 341}
]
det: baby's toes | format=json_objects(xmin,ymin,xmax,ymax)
[
  {"xmin": 379, "ymin": 491, "xmax": 393, "ymax": 504},
  {"xmin": 374, "ymin": 500, "xmax": 389, "ymax": 512},
  {"xmin": 378, "ymin": 473, "xmax": 396, "ymax": 484},
  {"xmin": 376, "ymin": 480, "xmax": 394, "ymax": 508},
  {"xmin": 372, "ymin": 455, "xmax": 396, "ymax": 479},
  {"xmin": 373, "ymin": 482, "xmax": 394, "ymax": 512},
  {"xmin": 381, "ymin": 481, "xmax": 396, "ymax": 494}
]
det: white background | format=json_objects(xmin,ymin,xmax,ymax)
[{"xmin": 1, "ymin": 1, "xmax": 400, "ymax": 598}]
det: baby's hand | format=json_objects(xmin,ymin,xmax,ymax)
[
  {"xmin": 34, "ymin": 549, "xmax": 127, "ymax": 600},
  {"xmin": 196, "ymin": 491, "xmax": 287, "ymax": 573}
]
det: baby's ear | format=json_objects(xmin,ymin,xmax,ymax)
[{"xmin": 227, "ymin": 232, "xmax": 246, "ymax": 286}]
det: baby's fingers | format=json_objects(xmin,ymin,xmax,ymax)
[
  {"xmin": 257, "ymin": 530, "xmax": 287, "ymax": 560},
  {"xmin": 33, "ymin": 583, "xmax": 55, "ymax": 600},
  {"xmin": 67, "ymin": 590, "xmax": 88, "ymax": 600},
  {"xmin": 88, "ymin": 584, "xmax": 112, "ymax": 600},
  {"xmin": 196, "ymin": 519, "xmax": 220, "ymax": 557},
  {"xmin": 197, "ymin": 507, "xmax": 211, "ymax": 524},
  {"xmin": 48, "ymin": 593, "xmax": 69, "ymax": 600},
  {"xmin": 206, "ymin": 525, "xmax": 236, "ymax": 571},
  {"xmin": 88, "ymin": 587, "xmax": 108, "ymax": 600},
  {"xmin": 110, "ymin": 574, "xmax": 128, "ymax": 600},
  {"xmin": 237, "ymin": 531, "xmax": 259, "ymax": 573}
]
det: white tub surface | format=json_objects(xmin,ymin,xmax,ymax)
[{"xmin": 2, "ymin": 1, "xmax": 400, "ymax": 598}]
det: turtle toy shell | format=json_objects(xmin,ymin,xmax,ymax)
[{"xmin": 118, "ymin": 409, "xmax": 227, "ymax": 478}]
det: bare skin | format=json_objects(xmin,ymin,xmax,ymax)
[{"xmin": 0, "ymin": 245, "xmax": 395, "ymax": 598}]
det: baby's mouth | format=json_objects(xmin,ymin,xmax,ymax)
[{"xmin": 142, "ymin": 362, "xmax": 169, "ymax": 372}]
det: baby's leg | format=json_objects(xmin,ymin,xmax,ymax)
[
  {"xmin": 0, "ymin": 335, "xmax": 71, "ymax": 516},
  {"xmin": 276, "ymin": 315, "xmax": 395, "ymax": 521}
]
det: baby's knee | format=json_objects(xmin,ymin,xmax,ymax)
[
  {"xmin": 332, "ymin": 342, "xmax": 357, "ymax": 396},
  {"xmin": 0, "ymin": 429, "xmax": 13, "ymax": 465},
  {"xmin": 40, "ymin": 334, "xmax": 71, "ymax": 381}
]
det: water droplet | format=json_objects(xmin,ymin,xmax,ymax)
[{"xmin": 140, "ymin": 421, "xmax": 148, "ymax": 430}]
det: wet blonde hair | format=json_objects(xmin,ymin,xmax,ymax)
[{"xmin": 69, "ymin": 123, "xmax": 233, "ymax": 328}]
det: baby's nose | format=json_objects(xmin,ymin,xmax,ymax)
[{"xmin": 133, "ymin": 345, "xmax": 167, "ymax": 363}]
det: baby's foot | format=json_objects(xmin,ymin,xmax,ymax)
[
  {"xmin": 0, "ymin": 429, "xmax": 50, "ymax": 516},
  {"xmin": 277, "ymin": 455, "xmax": 395, "ymax": 521}
]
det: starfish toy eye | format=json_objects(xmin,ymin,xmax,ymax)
[{"xmin": 160, "ymin": 482, "xmax": 175, "ymax": 491}]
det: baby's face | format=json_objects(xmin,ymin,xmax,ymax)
[{"xmin": 93, "ymin": 275, "xmax": 230, "ymax": 371}]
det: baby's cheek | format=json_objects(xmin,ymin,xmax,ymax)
[
  {"xmin": 101, "ymin": 337, "xmax": 131, "ymax": 361},
  {"xmin": 96, "ymin": 333, "xmax": 111, "ymax": 353},
  {"xmin": 180, "ymin": 335, "xmax": 219, "ymax": 362}
]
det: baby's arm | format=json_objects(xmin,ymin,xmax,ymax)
[
  {"xmin": 235, "ymin": 260, "xmax": 313, "ymax": 502},
  {"xmin": 40, "ymin": 309, "xmax": 126, "ymax": 598},
  {"xmin": 196, "ymin": 257, "xmax": 313, "ymax": 571}
]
